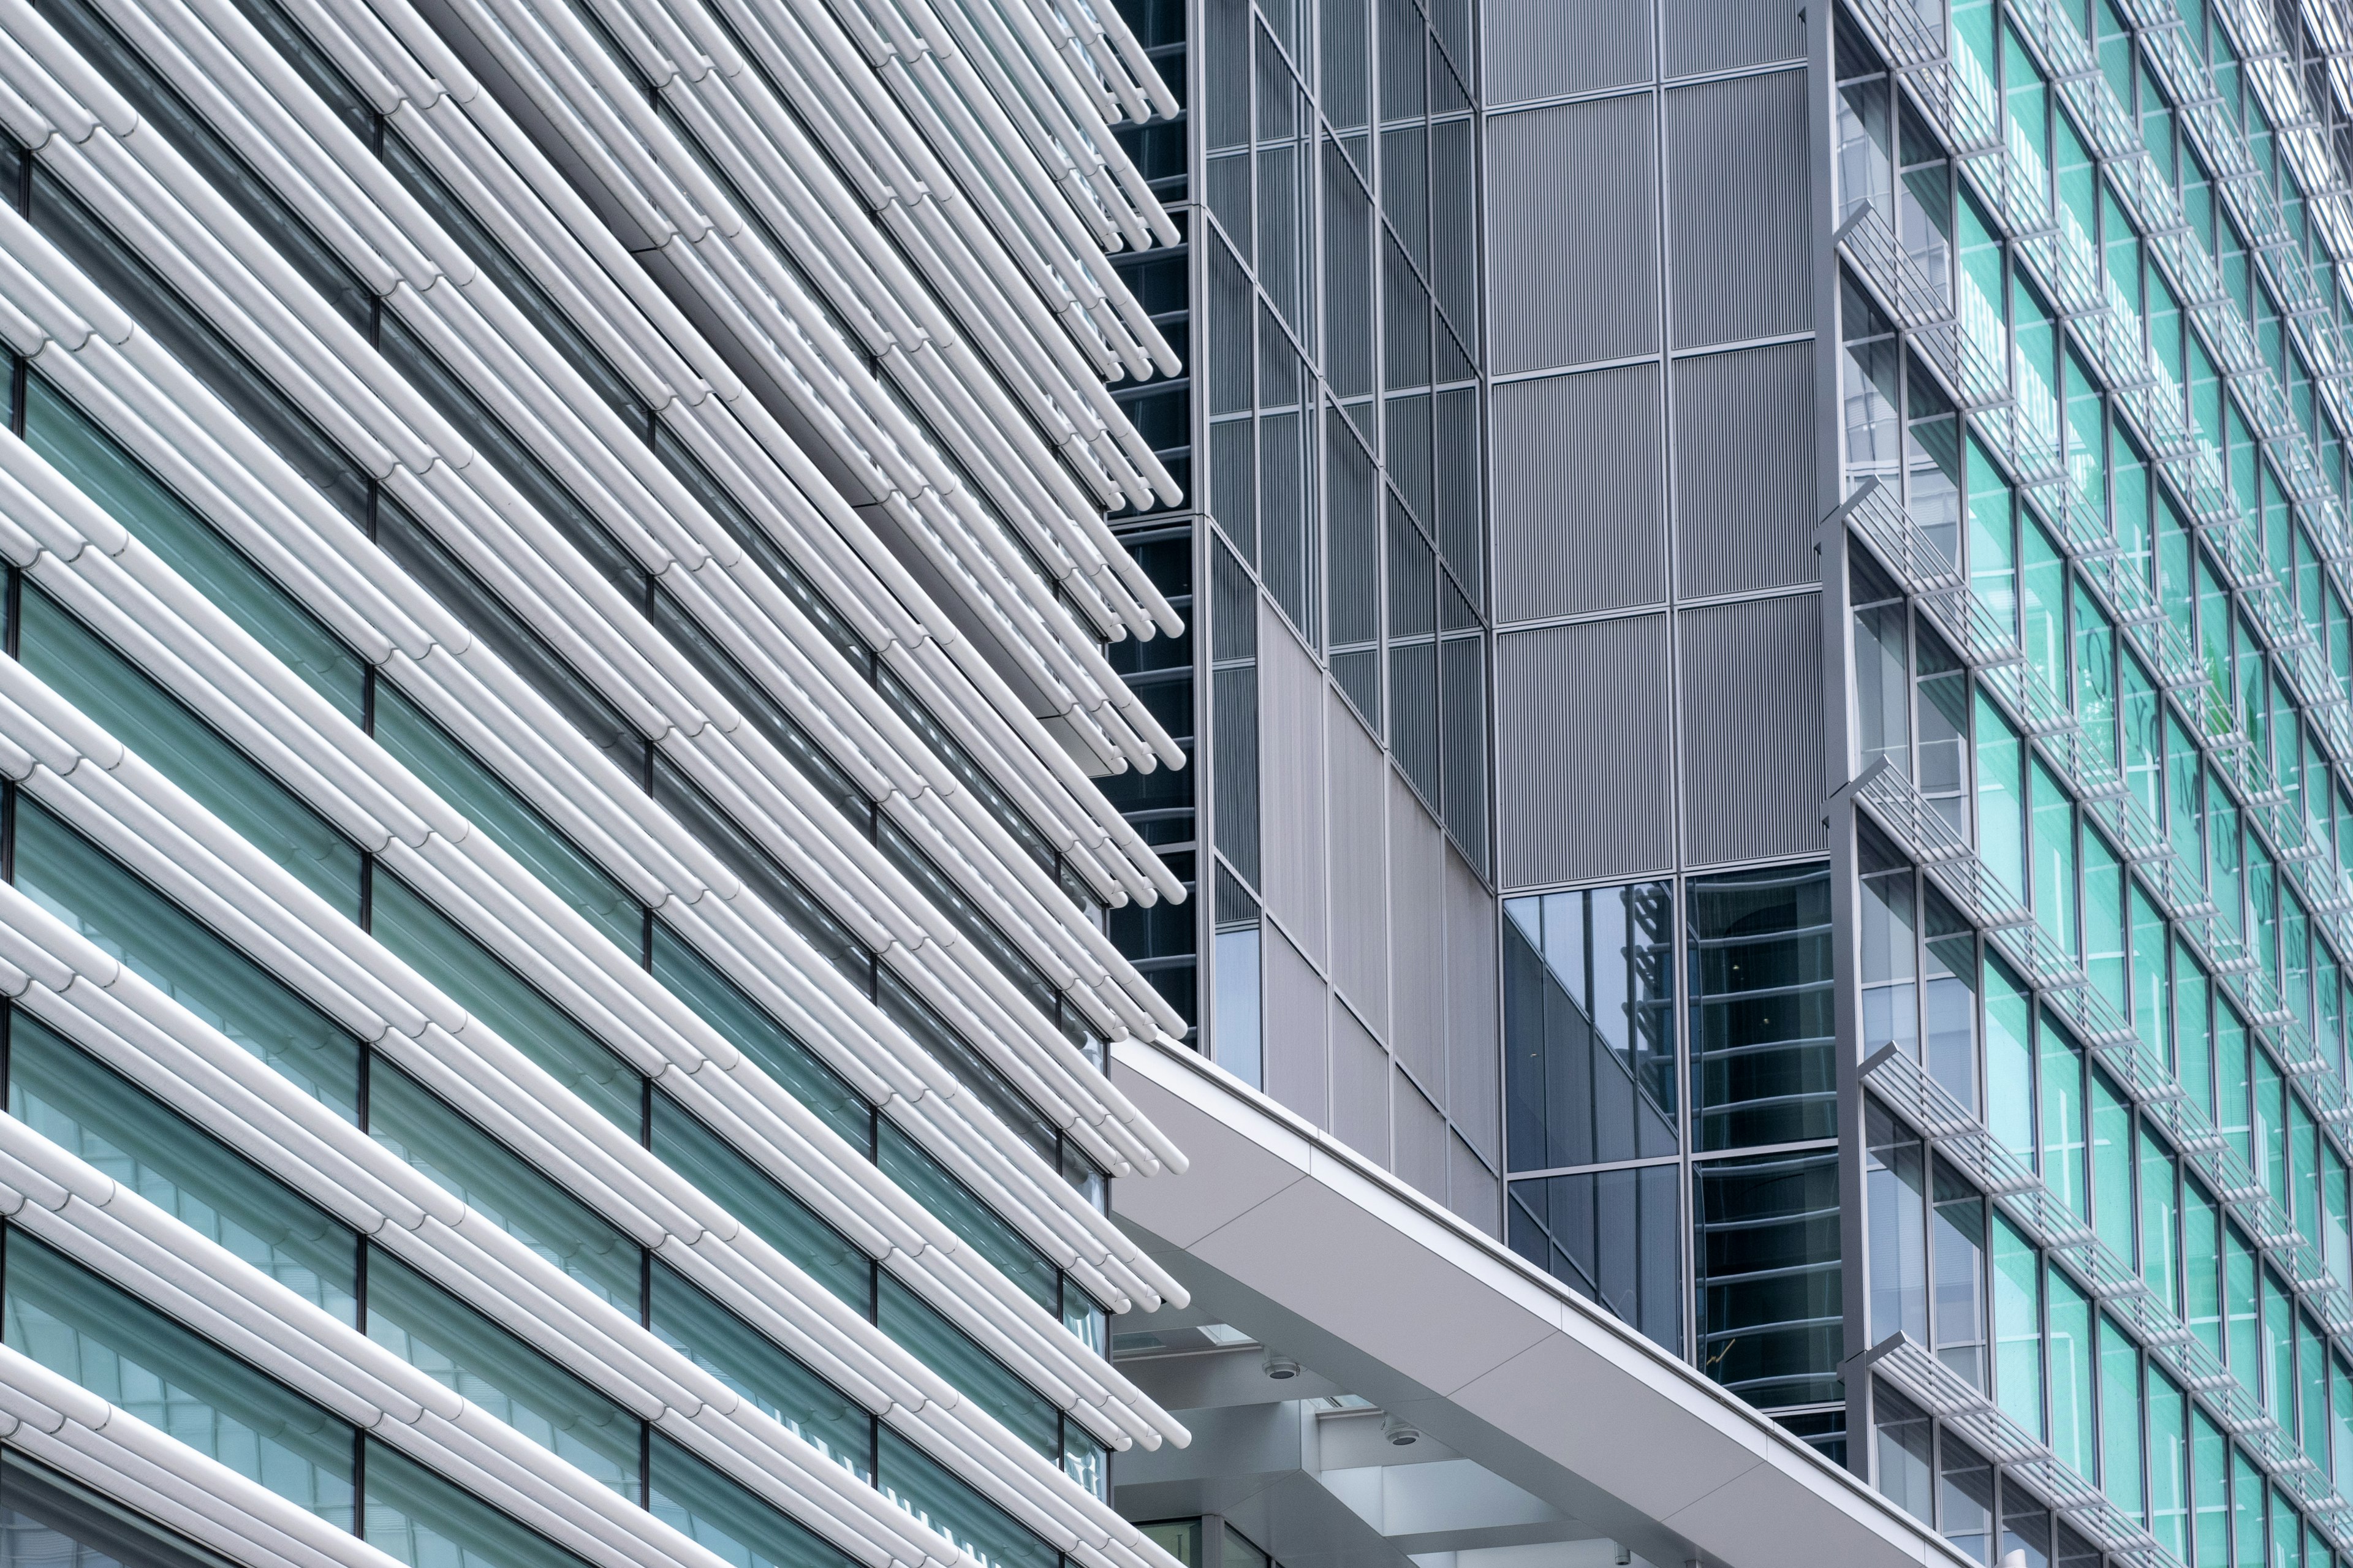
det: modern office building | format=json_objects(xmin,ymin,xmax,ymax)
[
  {"xmin": 0, "ymin": 0, "xmax": 2328, "ymax": 1560},
  {"xmin": 1093, "ymin": 0, "xmax": 2353, "ymax": 1566}
]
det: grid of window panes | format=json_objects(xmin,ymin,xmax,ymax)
[
  {"xmin": 1502, "ymin": 867, "xmax": 1846, "ymax": 1460},
  {"xmin": 1195, "ymin": 0, "xmax": 1491, "ymax": 918},
  {"xmin": 0, "ymin": 0, "xmax": 1141, "ymax": 1558},
  {"xmin": 1838, "ymin": 0, "xmax": 2353, "ymax": 1559}
]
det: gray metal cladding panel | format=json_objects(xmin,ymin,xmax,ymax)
[
  {"xmin": 1449, "ymin": 1134, "xmax": 1502, "ymax": 1238},
  {"xmin": 1496, "ymin": 615, "xmax": 1676, "ymax": 888},
  {"xmin": 1332, "ymin": 999, "xmax": 1391, "ymax": 1167},
  {"xmin": 1672, "ymin": 342, "xmax": 1817, "ymax": 598},
  {"xmin": 1327, "ymin": 691, "xmax": 1391, "ymax": 1038},
  {"xmin": 1262, "ymin": 922, "xmax": 1330, "ymax": 1128},
  {"xmin": 1483, "ymin": 0, "xmax": 1654, "ymax": 106},
  {"xmin": 1491, "ymin": 365, "xmax": 1667, "ymax": 624},
  {"xmin": 1487, "ymin": 96, "xmax": 1660, "ymax": 376},
  {"xmin": 1678, "ymin": 594, "xmax": 1828, "ymax": 866},
  {"xmin": 1260, "ymin": 601, "xmax": 1328, "ymax": 964},
  {"xmin": 1664, "ymin": 70, "xmax": 1810, "ymax": 350},
  {"xmin": 1663, "ymin": 0, "xmax": 1806, "ymax": 77},
  {"xmin": 1393, "ymin": 1068, "xmax": 1449, "ymax": 1202},
  {"xmin": 1444, "ymin": 843, "xmax": 1501, "ymax": 1161},
  {"xmin": 1388, "ymin": 770, "xmax": 1447, "ymax": 1093}
]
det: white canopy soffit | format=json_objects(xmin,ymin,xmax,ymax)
[{"xmin": 1109, "ymin": 1040, "xmax": 1974, "ymax": 1568}]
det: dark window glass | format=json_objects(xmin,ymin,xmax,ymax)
[
  {"xmin": 1689, "ymin": 865, "xmax": 1836, "ymax": 1150},
  {"xmin": 1694, "ymin": 1148, "xmax": 1843, "ymax": 1407}
]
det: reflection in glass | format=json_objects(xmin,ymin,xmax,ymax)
[
  {"xmin": 1506, "ymin": 1165, "xmax": 1680, "ymax": 1354},
  {"xmin": 1694, "ymin": 1149, "xmax": 1843, "ymax": 1408},
  {"xmin": 1504, "ymin": 884, "xmax": 1676, "ymax": 1173},
  {"xmin": 1689, "ymin": 866, "xmax": 1836, "ymax": 1151}
]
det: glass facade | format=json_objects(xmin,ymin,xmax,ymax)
[{"xmin": 1836, "ymin": 0, "xmax": 2353, "ymax": 1558}]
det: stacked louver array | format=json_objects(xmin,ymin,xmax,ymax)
[{"xmin": 0, "ymin": 0, "xmax": 1195, "ymax": 1561}]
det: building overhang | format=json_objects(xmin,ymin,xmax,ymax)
[{"xmin": 1110, "ymin": 1039, "xmax": 1971, "ymax": 1568}]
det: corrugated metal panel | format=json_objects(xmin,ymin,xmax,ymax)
[
  {"xmin": 1491, "ymin": 365, "xmax": 1667, "ymax": 624},
  {"xmin": 1260, "ymin": 600, "xmax": 1328, "ymax": 963},
  {"xmin": 1496, "ymin": 616, "xmax": 1676, "ymax": 887},
  {"xmin": 1483, "ymin": 0, "xmax": 1654, "ymax": 104},
  {"xmin": 1664, "ymin": 70, "xmax": 1810, "ymax": 350},
  {"xmin": 1678, "ymin": 595, "xmax": 1829, "ymax": 866},
  {"xmin": 1449, "ymin": 1134, "xmax": 1502, "ymax": 1239},
  {"xmin": 1393, "ymin": 1069, "xmax": 1449, "ymax": 1201},
  {"xmin": 1328, "ymin": 691, "xmax": 1392, "ymax": 1037},
  {"xmin": 1486, "ymin": 96, "xmax": 1659, "ymax": 376},
  {"xmin": 1662, "ymin": 0, "xmax": 1806, "ymax": 77},
  {"xmin": 1389, "ymin": 770, "xmax": 1447, "ymax": 1090},
  {"xmin": 1332, "ymin": 999, "xmax": 1392, "ymax": 1167},
  {"xmin": 1444, "ymin": 842, "xmax": 1501, "ymax": 1161},
  {"xmin": 1262, "ymin": 923, "xmax": 1330, "ymax": 1127},
  {"xmin": 1673, "ymin": 343, "xmax": 1817, "ymax": 597}
]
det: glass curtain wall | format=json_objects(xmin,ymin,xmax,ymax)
[{"xmin": 1836, "ymin": 0, "xmax": 2353, "ymax": 1561}]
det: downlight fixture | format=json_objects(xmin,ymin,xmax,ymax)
[
  {"xmin": 1382, "ymin": 1416, "xmax": 1421, "ymax": 1447},
  {"xmin": 1262, "ymin": 1350, "xmax": 1301, "ymax": 1381}
]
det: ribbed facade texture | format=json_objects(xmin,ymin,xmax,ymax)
[{"xmin": 0, "ymin": 0, "xmax": 1207, "ymax": 1565}]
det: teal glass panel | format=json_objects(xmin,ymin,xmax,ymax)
[
  {"xmin": 2232, "ymin": 1445, "xmax": 2264, "ymax": 1568},
  {"xmin": 2327, "ymin": 1142, "xmax": 2350, "ymax": 1291},
  {"xmin": 2064, "ymin": 352, "xmax": 2105, "ymax": 521},
  {"xmin": 2227, "ymin": 1224, "xmax": 2261, "ymax": 1398},
  {"xmin": 2048, "ymin": 1267, "xmax": 2093, "ymax": 1477},
  {"xmin": 876, "ymin": 1274, "xmax": 1056, "ymax": 1460},
  {"xmin": 12, "ymin": 799, "xmax": 360, "ymax": 1116},
  {"xmin": 2142, "ymin": 1122, "xmax": 2180, "ymax": 1316},
  {"xmin": 2123, "ymin": 654, "xmax": 2161, "ymax": 822},
  {"xmin": 2091, "ymin": 1069, "xmax": 2134, "ymax": 1260},
  {"xmin": 1967, "ymin": 434, "xmax": 2015, "ymax": 635},
  {"xmin": 4, "ymin": 1231, "xmax": 354, "ymax": 1526},
  {"xmin": 2177, "ymin": 946, "xmax": 2213, "ymax": 1119},
  {"xmin": 7, "ymin": 1010, "xmax": 354, "ymax": 1322},
  {"xmin": 2029, "ymin": 760, "xmax": 2076, "ymax": 960},
  {"xmin": 2292, "ymin": 1094, "xmax": 2319, "ymax": 1253},
  {"xmin": 373, "ymin": 684, "xmax": 639, "ymax": 953},
  {"xmin": 2160, "ymin": 500, "xmax": 2195, "ymax": 650},
  {"xmin": 17, "ymin": 585, "xmax": 361, "ymax": 912},
  {"xmin": 363, "ymin": 1438, "xmax": 592, "ymax": 1568},
  {"xmin": 1986, "ymin": 955, "xmax": 2035, "ymax": 1159},
  {"xmin": 647, "ymin": 1433, "xmax": 855, "ymax": 1568},
  {"xmin": 2040, "ymin": 1009, "xmax": 2086, "ymax": 1221},
  {"xmin": 368, "ymin": 1059, "xmax": 637, "ymax": 1309},
  {"xmin": 2194, "ymin": 1408, "xmax": 2230, "ymax": 1567},
  {"xmin": 363, "ymin": 1246, "xmax": 637, "ymax": 1494},
  {"xmin": 1993, "ymin": 1213, "xmax": 2042, "ymax": 1439},
  {"xmin": 2199, "ymin": 558, "xmax": 2234, "ymax": 736},
  {"xmin": 2131, "ymin": 882, "xmax": 2168, "ymax": 1064},
  {"xmin": 645, "ymin": 1262, "xmax": 870, "ymax": 1480},
  {"xmin": 2151, "ymin": 1365, "xmax": 2188, "ymax": 1558},
  {"xmin": 2255, "ymin": 1048, "xmax": 2286, "ymax": 1214},
  {"xmin": 877, "ymin": 1428, "xmax": 1055, "ymax": 1568},
  {"xmin": 2186, "ymin": 1179, "xmax": 2222, "ymax": 1358},
  {"xmin": 1976, "ymin": 693, "xmax": 2025, "ymax": 901},
  {"xmin": 876, "ymin": 1123, "xmax": 1056, "ymax": 1314},
  {"xmin": 2021, "ymin": 517, "xmax": 2066, "ymax": 699},
  {"xmin": 2210, "ymin": 787, "xmax": 2242, "ymax": 939},
  {"xmin": 2333, "ymin": 1354, "xmax": 2353, "ymax": 1487},
  {"xmin": 2218, "ymin": 1002, "xmax": 2252, "ymax": 1167},
  {"xmin": 2084, "ymin": 831, "xmax": 2125, "ymax": 1015},
  {"xmin": 2299, "ymin": 1313, "xmax": 2326, "ymax": 1468},
  {"xmin": 19, "ymin": 374, "xmax": 363, "ymax": 721},
  {"xmin": 646, "ymin": 1094, "xmax": 870, "ymax": 1314},
  {"xmin": 2265, "ymin": 1273, "xmax": 2295, "ymax": 1428},
  {"xmin": 368, "ymin": 873, "xmax": 638, "ymax": 1134},
  {"xmin": 2074, "ymin": 583, "xmax": 2116, "ymax": 756},
  {"xmin": 646, "ymin": 925, "xmax": 870, "ymax": 1152},
  {"xmin": 2099, "ymin": 1314, "xmax": 2142, "ymax": 1518},
  {"xmin": 2167, "ymin": 714, "xmax": 2203, "ymax": 870}
]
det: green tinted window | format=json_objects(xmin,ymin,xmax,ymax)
[
  {"xmin": 18, "ymin": 583, "xmax": 361, "ymax": 912},
  {"xmin": 374, "ymin": 684, "xmax": 639, "ymax": 953},
  {"xmin": 646, "ymin": 1433, "xmax": 856, "ymax": 1568},
  {"xmin": 647, "ymin": 1094, "xmax": 868, "ymax": 1313},
  {"xmin": 369, "ymin": 873, "xmax": 638, "ymax": 1133},
  {"xmin": 368, "ymin": 1059, "xmax": 636, "ymax": 1309},
  {"xmin": 645, "ymin": 1262, "xmax": 870, "ymax": 1480},
  {"xmin": 363, "ymin": 1438, "xmax": 592, "ymax": 1568},
  {"xmin": 4, "ymin": 1232, "xmax": 354, "ymax": 1526},
  {"xmin": 7, "ymin": 1010, "xmax": 354, "ymax": 1322},
  {"xmin": 364, "ymin": 1246, "xmax": 636, "ymax": 1493},
  {"xmin": 13, "ymin": 798, "xmax": 360, "ymax": 1116},
  {"xmin": 21, "ymin": 374, "xmax": 363, "ymax": 718}
]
